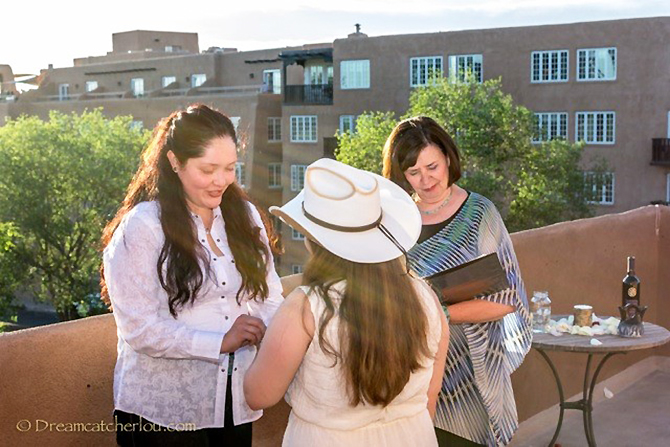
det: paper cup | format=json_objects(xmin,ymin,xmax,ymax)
[{"xmin": 574, "ymin": 304, "xmax": 593, "ymax": 327}]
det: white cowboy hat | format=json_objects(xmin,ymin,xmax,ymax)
[{"xmin": 269, "ymin": 158, "xmax": 421, "ymax": 263}]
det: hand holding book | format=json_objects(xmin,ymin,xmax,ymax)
[{"xmin": 424, "ymin": 253, "xmax": 510, "ymax": 305}]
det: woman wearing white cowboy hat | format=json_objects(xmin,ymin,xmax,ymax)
[{"xmin": 244, "ymin": 158, "xmax": 449, "ymax": 447}]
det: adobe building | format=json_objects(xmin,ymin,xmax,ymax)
[{"xmin": 2, "ymin": 19, "xmax": 670, "ymax": 274}]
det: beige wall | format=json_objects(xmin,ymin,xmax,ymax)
[
  {"xmin": 112, "ymin": 30, "xmax": 199, "ymax": 54},
  {"xmin": 1, "ymin": 206, "xmax": 666, "ymax": 446},
  {"xmin": 511, "ymin": 205, "xmax": 670, "ymax": 421}
]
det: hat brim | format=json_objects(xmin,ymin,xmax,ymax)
[{"xmin": 269, "ymin": 172, "xmax": 421, "ymax": 264}]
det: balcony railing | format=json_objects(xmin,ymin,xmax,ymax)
[
  {"xmin": 284, "ymin": 84, "xmax": 333, "ymax": 105},
  {"xmin": 652, "ymin": 138, "xmax": 670, "ymax": 166}
]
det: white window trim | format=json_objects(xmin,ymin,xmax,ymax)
[
  {"xmin": 292, "ymin": 229, "xmax": 305, "ymax": 241},
  {"xmin": 576, "ymin": 47, "xmax": 617, "ymax": 82},
  {"xmin": 575, "ymin": 111, "xmax": 616, "ymax": 145},
  {"xmin": 292, "ymin": 264, "xmax": 304, "ymax": 274},
  {"xmin": 584, "ymin": 172, "xmax": 615, "ymax": 205},
  {"xmin": 290, "ymin": 116, "xmax": 318, "ymax": 143},
  {"xmin": 268, "ymin": 162, "xmax": 282, "ymax": 189},
  {"xmin": 340, "ymin": 60, "xmax": 370, "ymax": 90},
  {"xmin": 268, "ymin": 117, "xmax": 281, "ymax": 142},
  {"xmin": 339, "ymin": 115, "xmax": 358, "ymax": 134},
  {"xmin": 291, "ymin": 164, "xmax": 307, "ymax": 192},
  {"xmin": 666, "ymin": 111, "xmax": 670, "ymax": 139},
  {"xmin": 58, "ymin": 83, "xmax": 69, "ymax": 101},
  {"xmin": 130, "ymin": 78, "xmax": 144, "ymax": 97},
  {"xmin": 409, "ymin": 56, "xmax": 443, "ymax": 87},
  {"xmin": 263, "ymin": 69, "xmax": 281, "ymax": 94},
  {"xmin": 533, "ymin": 112, "xmax": 568, "ymax": 143},
  {"xmin": 530, "ymin": 49, "xmax": 569, "ymax": 83},
  {"xmin": 448, "ymin": 54, "xmax": 483, "ymax": 83}
]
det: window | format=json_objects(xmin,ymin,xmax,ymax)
[
  {"xmin": 667, "ymin": 174, "xmax": 670, "ymax": 202},
  {"xmin": 262, "ymin": 69, "xmax": 281, "ymax": 94},
  {"xmin": 235, "ymin": 162, "xmax": 245, "ymax": 188},
  {"xmin": 340, "ymin": 60, "xmax": 370, "ymax": 89},
  {"xmin": 191, "ymin": 74, "xmax": 207, "ymax": 88},
  {"xmin": 130, "ymin": 120, "xmax": 143, "ymax": 130},
  {"xmin": 162, "ymin": 76, "xmax": 176, "ymax": 88},
  {"xmin": 291, "ymin": 165, "xmax": 307, "ymax": 191},
  {"xmin": 268, "ymin": 163, "xmax": 282, "ymax": 189},
  {"xmin": 577, "ymin": 48, "xmax": 616, "ymax": 81},
  {"xmin": 165, "ymin": 45, "xmax": 181, "ymax": 52},
  {"xmin": 531, "ymin": 50, "xmax": 569, "ymax": 83},
  {"xmin": 130, "ymin": 78, "xmax": 144, "ymax": 97},
  {"xmin": 290, "ymin": 116, "xmax": 318, "ymax": 143},
  {"xmin": 305, "ymin": 65, "xmax": 333, "ymax": 85},
  {"xmin": 533, "ymin": 113, "xmax": 568, "ymax": 142},
  {"xmin": 584, "ymin": 172, "xmax": 615, "ymax": 205},
  {"xmin": 292, "ymin": 229, "xmax": 305, "ymax": 241},
  {"xmin": 271, "ymin": 216, "xmax": 283, "ymax": 233},
  {"xmin": 576, "ymin": 112, "xmax": 615, "ymax": 144},
  {"xmin": 85, "ymin": 81, "xmax": 98, "ymax": 92},
  {"xmin": 292, "ymin": 264, "xmax": 304, "ymax": 274},
  {"xmin": 448, "ymin": 54, "xmax": 483, "ymax": 83},
  {"xmin": 58, "ymin": 84, "xmax": 69, "ymax": 101},
  {"xmin": 410, "ymin": 56, "xmax": 443, "ymax": 87},
  {"xmin": 339, "ymin": 115, "xmax": 358, "ymax": 134},
  {"xmin": 268, "ymin": 117, "xmax": 281, "ymax": 142}
]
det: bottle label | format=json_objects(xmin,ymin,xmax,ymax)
[{"xmin": 628, "ymin": 287, "xmax": 637, "ymax": 298}]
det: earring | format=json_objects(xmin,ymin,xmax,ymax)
[{"xmin": 172, "ymin": 166, "xmax": 178, "ymax": 172}]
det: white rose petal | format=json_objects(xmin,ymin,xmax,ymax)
[{"xmin": 590, "ymin": 338, "xmax": 602, "ymax": 346}]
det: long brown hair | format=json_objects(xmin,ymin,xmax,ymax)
[
  {"xmin": 382, "ymin": 116, "xmax": 462, "ymax": 193},
  {"xmin": 303, "ymin": 241, "xmax": 431, "ymax": 407},
  {"xmin": 101, "ymin": 104, "xmax": 279, "ymax": 316}
]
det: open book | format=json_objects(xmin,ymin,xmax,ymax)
[{"xmin": 423, "ymin": 252, "xmax": 510, "ymax": 305}]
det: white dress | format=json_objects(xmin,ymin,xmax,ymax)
[{"xmin": 282, "ymin": 279, "xmax": 442, "ymax": 447}]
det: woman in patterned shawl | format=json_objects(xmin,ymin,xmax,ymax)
[{"xmin": 382, "ymin": 116, "xmax": 532, "ymax": 447}]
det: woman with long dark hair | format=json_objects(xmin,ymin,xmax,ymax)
[
  {"xmin": 244, "ymin": 158, "xmax": 449, "ymax": 446},
  {"xmin": 101, "ymin": 104, "xmax": 283, "ymax": 446},
  {"xmin": 383, "ymin": 116, "xmax": 532, "ymax": 447}
]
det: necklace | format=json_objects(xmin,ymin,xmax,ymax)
[{"xmin": 416, "ymin": 188, "xmax": 453, "ymax": 215}]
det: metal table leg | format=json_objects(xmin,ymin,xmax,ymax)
[{"xmin": 536, "ymin": 349, "xmax": 624, "ymax": 447}]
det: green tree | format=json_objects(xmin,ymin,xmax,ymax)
[
  {"xmin": 0, "ymin": 222, "xmax": 25, "ymax": 326},
  {"xmin": 337, "ymin": 75, "xmax": 600, "ymax": 232},
  {"xmin": 0, "ymin": 109, "xmax": 148, "ymax": 320}
]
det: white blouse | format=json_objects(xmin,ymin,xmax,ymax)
[{"xmin": 103, "ymin": 200, "xmax": 283, "ymax": 429}]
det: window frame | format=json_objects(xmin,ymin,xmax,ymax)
[
  {"xmin": 268, "ymin": 162, "xmax": 282, "ymax": 189},
  {"xmin": 448, "ymin": 54, "xmax": 483, "ymax": 83},
  {"xmin": 575, "ymin": 111, "xmax": 616, "ymax": 145},
  {"xmin": 409, "ymin": 56, "xmax": 443, "ymax": 87},
  {"xmin": 533, "ymin": 112, "xmax": 569, "ymax": 143},
  {"xmin": 290, "ymin": 164, "xmax": 307, "ymax": 192},
  {"xmin": 85, "ymin": 81, "xmax": 98, "ymax": 93},
  {"xmin": 340, "ymin": 59, "xmax": 370, "ymax": 90},
  {"xmin": 290, "ymin": 116, "xmax": 318, "ymax": 143},
  {"xmin": 584, "ymin": 171, "xmax": 615, "ymax": 205},
  {"xmin": 130, "ymin": 78, "xmax": 144, "ymax": 97},
  {"xmin": 530, "ymin": 49, "xmax": 569, "ymax": 83},
  {"xmin": 191, "ymin": 73, "xmax": 207, "ymax": 88},
  {"xmin": 577, "ymin": 47, "xmax": 617, "ymax": 82},
  {"xmin": 235, "ymin": 162, "xmax": 245, "ymax": 188},
  {"xmin": 291, "ymin": 229, "xmax": 305, "ymax": 241},
  {"xmin": 268, "ymin": 117, "xmax": 282, "ymax": 142},
  {"xmin": 162, "ymin": 76, "xmax": 176, "ymax": 88}
]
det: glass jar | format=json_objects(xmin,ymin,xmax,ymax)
[{"xmin": 530, "ymin": 291, "xmax": 551, "ymax": 332}]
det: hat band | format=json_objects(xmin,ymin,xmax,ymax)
[
  {"xmin": 301, "ymin": 202, "xmax": 382, "ymax": 233},
  {"xmin": 301, "ymin": 202, "xmax": 411, "ymax": 273}
]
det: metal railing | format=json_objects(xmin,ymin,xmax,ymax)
[
  {"xmin": 652, "ymin": 138, "xmax": 670, "ymax": 166},
  {"xmin": 284, "ymin": 84, "xmax": 333, "ymax": 105}
]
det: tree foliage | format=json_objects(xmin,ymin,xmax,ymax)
[
  {"xmin": 337, "ymin": 75, "xmax": 601, "ymax": 232},
  {"xmin": 0, "ymin": 109, "xmax": 148, "ymax": 320}
]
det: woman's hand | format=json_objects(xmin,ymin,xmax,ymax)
[{"xmin": 220, "ymin": 315, "xmax": 266, "ymax": 353}]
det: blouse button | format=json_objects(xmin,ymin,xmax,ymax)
[
  {"xmin": 213, "ymin": 258, "xmax": 217, "ymax": 261},
  {"xmin": 225, "ymin": 316, "xmax": 229, "ymax": 320},
  {"xmin": 234, "ymin": 367, "xmax": 238, "ymax": 372},
  {"xmin": 221, "ymin": 296, "xmax": 226, "ymax": 300},
  {"xmin": 222, "ymin": 281, "xmax": 226, "ymax": 286},
  {"xmin": 231, "ymin": 260, "xmax": 235, "ymax": 264},
  {"xmin": 217, "ymin": 239, "xmax": 221, "ymax": 242},
  {"xmin": 201, "ymin": 239, "xmax": 205, "ymax": 243}
]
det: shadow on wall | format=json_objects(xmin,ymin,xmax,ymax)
[{"xmin": 0, "ymin": 205, "xmax": 668, "ymax": 446}]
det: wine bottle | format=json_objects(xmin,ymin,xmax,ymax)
[{"xmin": 622, "ymin": 256, "xmax": 640, "ymax": 307}]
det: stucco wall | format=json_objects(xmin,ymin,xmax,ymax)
[
  {"xmin": 0, "ymin": 206, "xmax": 667, "ymax": 445},
  {"xmin": 511, "ymin": 205, "xmax": 670, "ymax": 422}
]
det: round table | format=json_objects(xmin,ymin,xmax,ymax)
[{"xmin": 532, "ymin": 319, "xmax": 670, "ymax": 447}]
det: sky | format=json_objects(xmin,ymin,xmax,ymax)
[{"xmin": 2, "ymin": 0, "xmax": 669, "ymax": 78}]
